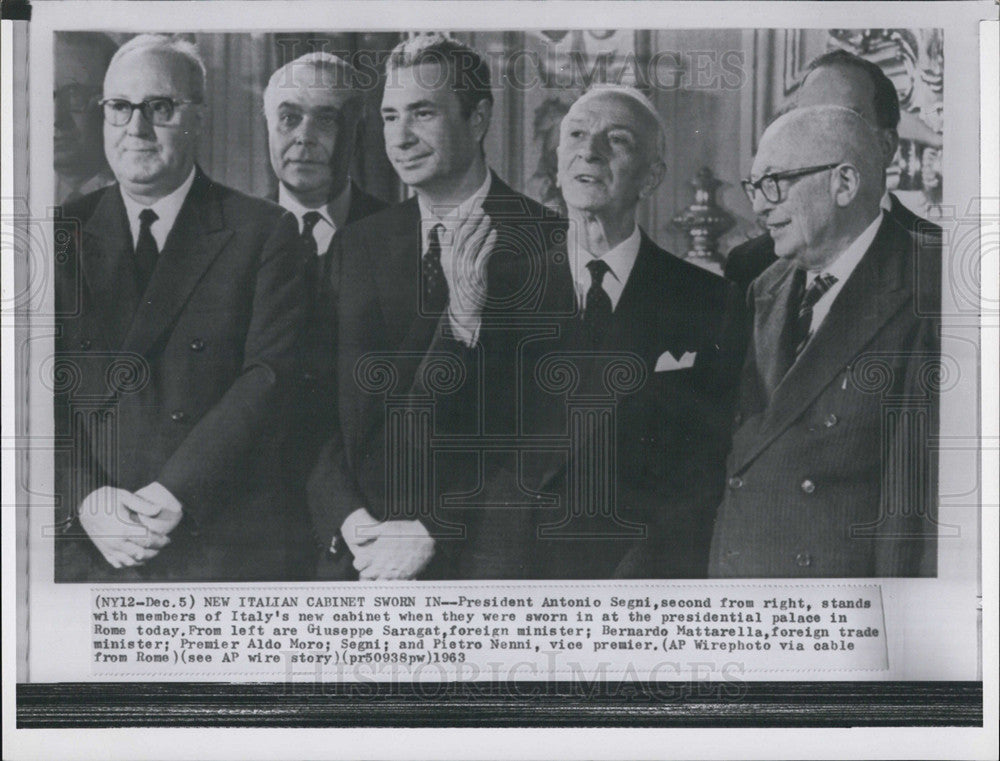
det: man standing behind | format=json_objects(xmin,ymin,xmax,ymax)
[
  {"xmin": 725, "ymin": 49, "xmax": 942, "ymax": 296},
  {"xmin": 709, "ymin": 106, "xmax": 939, "ymax": 577},
  {"xmin": 55, "ymin": 35, "xmax": 307, "ymax": 580},
  {"xmin": 532, "ymin": 87, "xmax": 743, "ymax": 578},
  {"xmin": 263, "ymin": 52, "xmax": 386, "ymax": 578},
  {"xmin": 54, "ymin": 32, "xmax": 117, "ymax": 203},
  {"xmin": 308, "ymin": 34, "xmax": 565, "ymax": 580}
]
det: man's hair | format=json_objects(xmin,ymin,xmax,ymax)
[
  {"xmin": 385, "ymin": 33, "xmax": 493, "ymax": 119},
  {"xmin": 108, "ymin": 34, "xmax": 207, "ymax": 103},
  {"xmin": 575, "ymin": 84, "xmax": 666, "ymax": 161},
  {"xmin": 804, "ymin": 48, "xmax": 900, "ymax": 130},
  {"xmin": 263, "ymin": 52, "xmax": 363, "ymax": 120},
  {"xmin": 58, "ymin": 31, "xmax": 118, "ymax": 70}
]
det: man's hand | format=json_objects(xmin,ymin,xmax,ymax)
[
  {"xmin": 130, "ymin": 482, "xmax": 184, "ymax": 536},
  {"xmin": 351, "ymin": 520, "xmax": 435, "ymax": 580},
  {"xmin": 339, "ymin": 507, "xmax": 381, "ymax": 555},
  {"xmin": 446, "ymin": 209, "xmax": 497, "ymax": 341},
  {"xmin": 77, "ymin": 487, "xmax": 170, "ymax": 569}
]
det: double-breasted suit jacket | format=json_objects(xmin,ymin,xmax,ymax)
[
  {"xmin": 307, "ymin": 172, "xmax": 567, "ymax": 578},
  {"xmin": 708, "ymin": 215, "xmax": 940, "ymax": 577},
  {"xmin": 55, "ymin": 169, "xmax": 308, "ymax": 581}
]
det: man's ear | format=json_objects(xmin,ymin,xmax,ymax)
[
  {"xmin": 831, "ymin": 163, "xmax": 861, "ymax": 207},
  {"xmin": 470, "ymin": 98, "xmax": 492, "ymax": 143},
  {"xmin": 879, "ymin": 128, "xmax": 900, "ymax": 170},
  {"xmin": 639, "ymin": 159, "xmax": 666, "ymax": 200}
]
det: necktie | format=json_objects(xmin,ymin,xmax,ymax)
[
  {"xmin": 792, "ymin": 271, "xmax": 838, "ymax": 356},
  {"xmin": 300, "ymin": 211, "xmax": 322, "ymax": 296},
  {"xmin": 134, "ymin": 208, "xmax": 159, "ymax": 294},
  {"xmin": 584, "ymin": 258, "xmax": 613, "ymax": 345},
  {"xmin": 422, "ymin": 223, "xmax": 448, "ymax": 315}
]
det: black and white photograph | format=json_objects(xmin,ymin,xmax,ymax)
[{"xmin": 3, "ymin": 1, "xmax": 996, "ymax": 758}]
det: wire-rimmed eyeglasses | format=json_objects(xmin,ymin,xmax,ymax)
[
  {"xmin": 99, "ymin": 97, "xmax": 200, "ymax": 127},
  {"xmin": 741, "ymin": 162, "xmax": 841, "ymax": 204}
]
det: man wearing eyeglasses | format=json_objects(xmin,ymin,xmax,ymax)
[
  {"xmin": 724, "ymin": 49, "xmax": 942, "ymax": 297},
  {"xmin": 54, "ymin": 34, "xmax": 308, "ymax": 581},
  {"xmin": 707, "ymin": 105, "xmax": 939, "ymax": 578},
  {"xmin": 54, "ymin": 33, "xmax": 117, "ymax": 204}
]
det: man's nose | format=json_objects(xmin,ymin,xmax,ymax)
[
  {"xmin": 387, "ymin": 116, "xmax": 417, "ymax": 149},
  {"xmin": 125, "ymin": 106, "xmax": 155, "ymax": 137},
  {"xmin": 294, "ymin": 116, "xmax": 321, "ymax": 145},
  {"xmin": 578, "ymin": 132, "xmax": 606, "ymax": 162},
  {"xmin": 751, "ymin": 188, "xmax": 773, "ymax": 216}
]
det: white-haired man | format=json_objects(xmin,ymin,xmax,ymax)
[
  {"xmin": 527, "ymin": 86, "xmax": 744, "ymax": 578},
  {"xmin": 262, "ymin": 52, "xmax": 386, "ymax": 579},
  {"xmin": 709, "ymin": 105, "xmax": 940, "ymax": 577},
  {"xmin": 55, "ymin": 34, "xmax": 307, "ymax": 580}
]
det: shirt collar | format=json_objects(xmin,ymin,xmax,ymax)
[
  {"xmin": 569, "ymin": 223, "xmax": 642, "ymax": 305},
  {"xmin": 418, "ymin": 170, "xmax": 492, "ymax": 251},
  {"xmin": 278, "ymin": 181, "xmax": 353, "ymax": 232},
  {"xmin": 816, "ymin": 210, "xmax": 883, "ymax": 284},
  {"xmin": 120, "ymin": 166, "xmax": 196, "ymax": 250},
  {"xmin": 880, "ymin": 190, "xmax": 892, "ymax": 213}
]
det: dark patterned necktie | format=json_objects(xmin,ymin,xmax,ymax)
[
  {"xmin": 793, "ymin": 271, "xmax": 838, "ymax": 356},
  {"xmin": 133, "ymin": 208, "xmax": 159, "ymax": 294},
  {"xmin": 422, "ymin": 223, "xmax": 448, "ymax": 315},
  {"xmin": 300, "ymin": 211, "xmax": 322, "ymax": 297},
  {"xmin": 584, "ymin": 258, "xmax": 613, "ymax": 344}
]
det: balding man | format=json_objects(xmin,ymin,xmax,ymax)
[
  {"xmin": 725, "ymin": 49, "xmax": 942, "ymax": 297},
  {"xmin": 524, "ymin": 87, "xmax": 743, "ymax": 578},
  {"xmin": 55, "ymin": 35, "xmax": 307, "ymax": 580},
  {"xmin": 262, "ymin": 52, "xmax": 386, "ymax": 578},
  {"xmin": 708, "ymin": 106, "xmax": 939, "ymax": 577}
]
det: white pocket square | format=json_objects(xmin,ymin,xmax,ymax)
[{"xmin": 654, "ymin": 350, "xmax": 697, "ymax": 372}]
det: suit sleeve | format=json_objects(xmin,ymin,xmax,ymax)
[
  {"xmin": 874, "ymin": 312, "xmax": 940, "ymax": 577},
  {"xmin": 156, "ymin": 212, "xmax": 308, "ymax": 524}
]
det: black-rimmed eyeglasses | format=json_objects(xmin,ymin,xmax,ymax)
[
  {"xmin": 99, "ymin": 97, "xmax": 200, "ymax": 127},
  {"xmin": 741, "ymin": 162, "xmax": 841, "ymax": 204}
]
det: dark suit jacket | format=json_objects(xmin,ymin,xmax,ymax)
[
  {"xmin": 708, "ymin": 215, "xmax": 940, "ymax": 577},
  {"xmin": 307, "ymin": 172, "xmax": 567, "ymax": 579},
  {"xmin": 277, "ymin": 182, "xmax": 388, "ymax": 579},
  {"xmin": 521, "ymin": 232, "xmax": 744, "ymax": 579},
  {"xmin": 724, "ymin": 193, "xmax": 943, "ymax": 296},
  {"xmin": 54, "ymin": 169, "xmax": 308, "ymax": 581}
]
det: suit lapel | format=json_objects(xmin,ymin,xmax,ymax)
[
  {"xmin": 736, "ymin": 217, "xmax": 912, "ymax": 470},
  {"xmin": 79, "ymin": 186, "xmax": 142, "ymax": 349},
  {"xmin": 752, "ymin": 261, "xmax": 799, "ymax": 400},
  {"xmin": 121, "ymin": 171, "xmax": 234, "ymax": 356}
]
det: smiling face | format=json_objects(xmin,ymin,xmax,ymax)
[
  {"xmin": 556, "ymin": 91, "xmax": 662, "ymax": 221},
  {"xmin": 380, "ymin": 61, "xmax": 486, "ymax": 196},
  {"xmin": 103, "ymin": 47, "xmax": 202, "ymax": 202},
  {"xmin": 749, "ymin": 128, "xmax": 840, "ymax": 268},
  {"xmin": 266, "ymin": 64, "xmax": 360, "ymax": 207}
]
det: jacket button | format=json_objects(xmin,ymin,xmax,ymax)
[
  {"xmin": 170, "ymin": 410, "xmax": 186, "ymax": 423},
  {"xmin": 190, "ymin": 338, "xmax": 205, "ymax": 352},
  {"xmin": 795, "ymin": 552, "xmax": 812, "ymax": 567},
  {"xmin": 824, "ymin": 413, "xmax": 839, "ymax": 427},
  {"xmin": 734, "ymin": 411, "xmax": 743, "ymax": 426},
  {"xmin": 800, "ymin": 479, "xmax": 816, "ymax": 494},
  {"xmin": 79, "ymin": 339, "xmax": 92, "ymax": 350},
  {"xmin": 728, "ymin": 476, "xmax": 743, "ymax": 490}
]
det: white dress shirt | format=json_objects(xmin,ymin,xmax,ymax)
[
  {"xmin": 417, "ymin": 170, "xmax": 492, "ymax": 346},
  {"xmin": 120, "ymin": 167, "xmax": 197, "ymax": 251},
  {"xmin": 806, "ymin": 211, "xmax": 883, "ymax": 336},
  {"xmin": 278, "ymin": 181, "xmax": 353, "ymax": 254},
  {"xmin": 568, "ymin": 224, "xmax": 642, "ymax": 312}
]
